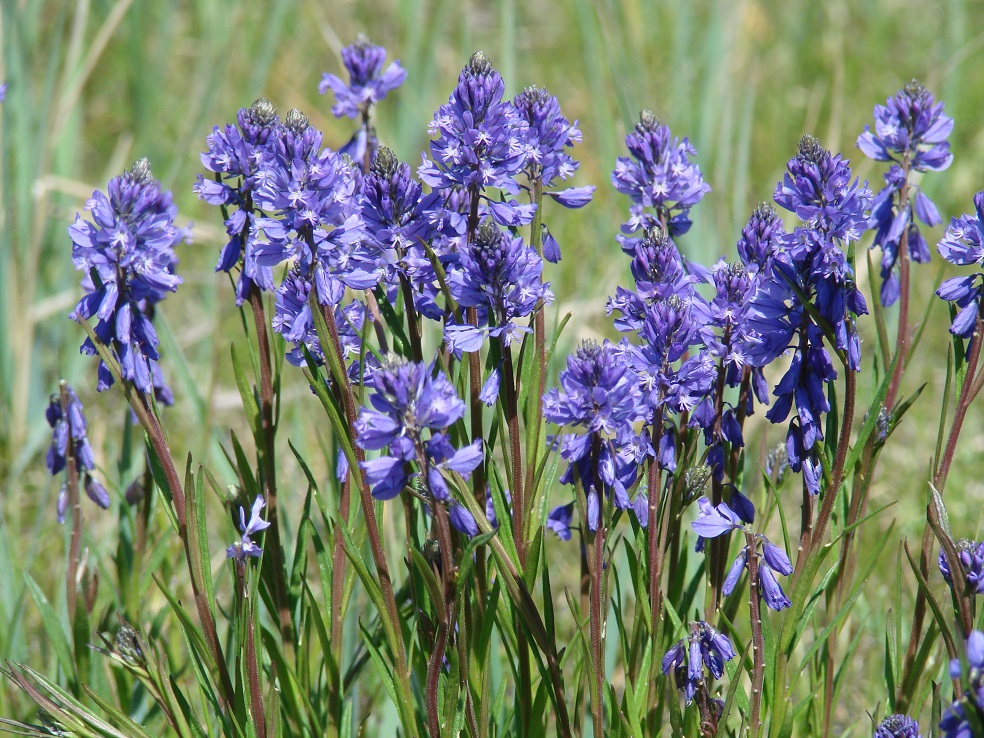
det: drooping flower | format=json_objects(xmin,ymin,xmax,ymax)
[
  {"xmin": 859, "ymin": 83, "xmax": 952, "ymax": 306},
  {"xmin": 940, "ymin": 630, "xmax": 984, "ymax": 738},
  {"xmin": 611, "ymin": 110, "xmax": 710, "ymax": 242},
  {"xmin": 662, "ymin": 620, "xmax": 736, "ymax": 704},
  {"xmin": 45, "ymin": 384, "xmax": 109, "ymax": 522},
  {"xmin": 69, "ymin": 158, "xmax": 184, "ymax": 398},
  {"xmin": 444, "ymin": 218, "xmax": 552, "ymax": 358},
  {"xmin": 226, "ymin": 495, "xmax": 271, "ymax": 560},
  {"xmin": 936, "ymin": 192, "xmax": 984, "ymax": 341},
  {"xmin": 355, "ymin": 357, "xmax": 482, "ymax": 501},
  {"xmin": 939, "ymin": 538, "xmax": 984, "ymax": 594},
  {"xmin": 195, "ymin": 98, "xmax": 281, "ymax": 305},
  {"xmin": 692, "ymin": 496, "xmax": 792, "ymax": 611},
  {"xmin": 319, "ymin": 35, "xmax": 407, "ymax": 120},
  {"xmin": 418, "ymin": 52, "xmax": 534, "ymax": 228},
  {"xmin": 874, "ymin": 714, "xmax": 921, "ymax": 738}
]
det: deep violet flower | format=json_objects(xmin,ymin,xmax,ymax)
[
  {"xmin": 692, "ymin": 496, "xmax": 792, "ymax": 611},
  {"xmin": 355, "ymin": 357, "xmax": 482, "ymax": 501},
  {"xmin": 543, "ymin": 340, "xmax": 645, "ymax": 529},
  {"xmin": 940, "ymin": 630, "xmax": 984, "ymax": 738},
  {"xmin": 69, "ymin": 158, "xmax": 184, "ymax": 398},
  {"xmin": 936, "ymin": 191, "xmax": 984, "ymax": 341},
  {"xmin": 444, "ymin": 218, "xmax": 552, "ymax": 357},
  {"xmin": 418, "ymin": 52, "xmax": 535, "ymax": 228},
  {"xmin": 226, "ymin": 496, "xmax": 271, "ymax": 560},
  {"xmin": 195, "ymin": 98, "xmax": 281, "ymax": 305},
  {"xmin": 662, "ymin": 620, "xmax": 736, "ymax": 704},
  {"xmin": 319, "ymin": 35, "xmax": 407, "ymax": 120},
  {"xmin": 874, "ymin": 714, "xmax": 921, "ymax": 738},
  {"xmin": 45, "ymin": 384, "xmax": 109, "ymax": 522},
  {"xmin": 939, "ymin": 538, "xmax": 984, "ymax": 594},
  {"xmin": 859, "ymin": 82, "xmax": 952, "ymax": 306}
]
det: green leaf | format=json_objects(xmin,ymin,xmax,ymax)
[{"xmin": 23, "ymin": 573, "xmax": 78, "ymax": 693}]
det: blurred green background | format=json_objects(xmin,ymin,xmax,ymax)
[{"xmin": 2, "ymin": 0, "xmax": 984, "ymax": 728}]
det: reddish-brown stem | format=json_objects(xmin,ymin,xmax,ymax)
[
  {"xmin": 746, "ymin": 532, "xmax": 765, "ymax": 737},
  {"xmin": 885, "ymin": 154, "xmax": 912, "ymax": 410},
  {"xmin": 811, "ymin": 368, "xmax": 857, "ymax": 552},
  {"xmin": 398, "ymin": 276, "xmax": 423, "ymax": 363}
]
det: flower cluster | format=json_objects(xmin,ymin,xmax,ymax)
[
  {"xmin": 874, "ymin": 714, "xmax": 921, "ymax": 738},
  {"xmin": 69, "ymin": 158, "xmax": 185, "ymax": 400},
  {"xmin": 939, "ymin": 538, "xmax": 984, "ymax": 594},
  {"xmin": 692, "ymin": 496, "xmax": 793, "ymax": 610},
  {"xmin": 662, "ymin": 620, "xmax": 736, "ymax": 704},
  {"xmin": 226, "ymin": 496, "xmax": 271, "ymax": 560},
  {"xmin": 319, "ymin": 35, "xmax": 407, "ymax": 120},
  {"xmin": 611, "ymin": 110, "xmax": 710, "ymax": 242},
  {"xmin": 355, "ymin": 357, "xmax": 483, "ymax": 504},
  {"xmin": 859, "ymin": 82, "xmax": 952, "ymax": 306},
  {"xmin": 543, "ymin": 340, "xmax": 645, "ymax": 529},
  {"xmin": 194, "ymin": 97, "xmax": 281, "ymax": 305},
  {"xmin": 45, "ymin": 384, "xmax": 109, "ymax": 522},
  {"xmin": 936, "ymin": 191, "xmax": 984, "ymax": 341},
  {"xmin": 418, "ymin": 51, "xmax": 533, "ymax": 227}
]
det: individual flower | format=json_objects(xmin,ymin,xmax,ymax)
[
  {"xmin": 319, "ymin": 35, "xmax": 407, "ymax": 120},
  {"xmin": 0, "ymin": 83, "xmax": 6, "ymax": 102},
  {"xmin": 45, "ymin": 384, "xmax": 109, "ymax": 522},
  {"xmin": 195, "ymin": 98, "xmax": 281, "ymax": 305},
  {"xmin": 546, "ymin": 502, "xmax": 575, "ymax": 540},
  {"xmin": 226, "ymin": 496, "xmax": 271, "ymax": 560},
  {"xmin": 940, "ymin": 630, "xmax": 984, "ymax": 738},
  {"xmin": 418, "ymin": 51, "xmax": 534, "ymax": 228},
  {"xmin": 692, "ymin": 496, "xmax": 792, "ymax": 611},
  {"xmin": 69, "ymin": 158, "xmax": 184, "ymax": 398},
  {"xmin": 611, "ymin": 110, "xmax": 710, "ymax": 241},
  {"xmin": 939, "ymin": 538, "xmax": 984, "ymax": 594},
  {"xmin": 355, "ymin": 357, "xmax": 483, "ymax": 500},
  {"xmin": 874, "ymin": 714, "xmax": 921, "ymax": 738},
  {"xmin": 662, "ymin": 620, "xmax": 736, "ymax": 704},
  {"xmin": 444, "ymin": 218, "xmax": 552, "ymax": 358},
  {"xmin": 936, "ymin": 192, "xmax": 984, "ymax": 340}
]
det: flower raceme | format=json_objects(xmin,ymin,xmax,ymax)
[
  {"xmin": 45, "ymin": 384, "xmax": 109, "ymax": 522},
  {"xmin": 319, "ymin": 35, "xmax": 407, "ymax": 120},
  {"xmin": 69, "ymin": 158, "xmax": 185, "ymax": 400},
  {"xmin": 662, "ymin": 620, "xmax": 736, "ymax": 705},
  {"xmin": 936, "ymin": 191, "xmax": 984, "ymax": 341},
  {"xmin": 691, "ymin": 496, "xmax": 793, "ymax": 611},
  {"xmin": 355, "ymin": 357, "xmax": 483, "ymax": 502},
  {"xmin": 226, "ymin": 496, "xmax": 271, "ymax": 560}
]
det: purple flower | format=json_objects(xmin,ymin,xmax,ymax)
[
  {"xmin": 195, "ymin": 98, "xmax": 281, "ymax": 305},
  {"xmin": 444, "ymin": 219, "xmax": 551, "ymax": 354},
  {"xmin": 546, "ymin": 502, "xmax": 575, "ymax": 540},
  {"xmin": 737, "ymin": 202, "xmax": 783, "ymax": 275},
  {"xmin": 611, "ymin": 111, "xmax": 710, "ymax": 240},
  {"xmin": 511, "ymin": 86, "xmax": 594, "ymax": 262},
  {"xmin": 0, "ymin": 83, "xmax": 6, "ymax": 102},
  {"xmin": 319, "ymin": 35, "xmax": 407, "ymax": 119},
  {"xmin": 355, "ymin": 357, "xmax": 482, "ymax": 501},
  {"xmin": 69, "ymin": 158, "xmax": 184, "ymax": 398},
  {"xmin": 858, "ymin": 80, "xmax": 953, "ymax": 172},
  {"xmin": 227, "ymin": 496, "xmax": 271, "ymax": 560},
  {"xmin": 662, "ymin": 621, "xmax": 736, "ymax": 704},
  {"xmin": 940, "ymin": 630, "xmax": 984, "ymax": 738},
  {"xmin": 45, "ymin": 385, "xmax": 109, "ymax": 522},
  {"xmin": 939, "ymin": 539, "xmax": 984, "ymax": 594},
  {"xmin": 936, "ymin": 192, "xmax": 984, "ymax": 340},
  {"xmin": 859, "ymin": 83, "xmax": 951, "ymax": 307},
  {"xmin": 252, "ymin": 109, "xmax": 379, "ymax": 304},
  {"xmin": 418, "ymin": 52, "xmax": 534, "ymax": 227},
  {"xmin": 875, "ymin": 714, "xmax": 921, "ymax": 738}
]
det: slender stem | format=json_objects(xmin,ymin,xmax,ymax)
[
  {"xmin": 501, "ymin": 342, "xmax": 525, "ymax": 563},
  {"xmin": 745, "ymin": 533, "xmax": 765, "ymax": 738},
  {"xmin": 241, "ymin": 563, "xmax": 267, "ymax": 738},
  {"xmin": 398, "ymin": 275, "xmax": 423, "ymax": 363},
  {"xmin": 935, "ymin": 315, "xmax": 984, "ymax": 492},
  {"xmin": 247, "ymin": 284, "xmax": 292, "ymax": 645},
  {"xmin": 885, "ymin": 153, "xmax": 912, "ymax": 410},
  {"xmin": 810, "ymin": 368, "xmax": 857, "ymax": 551}
]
